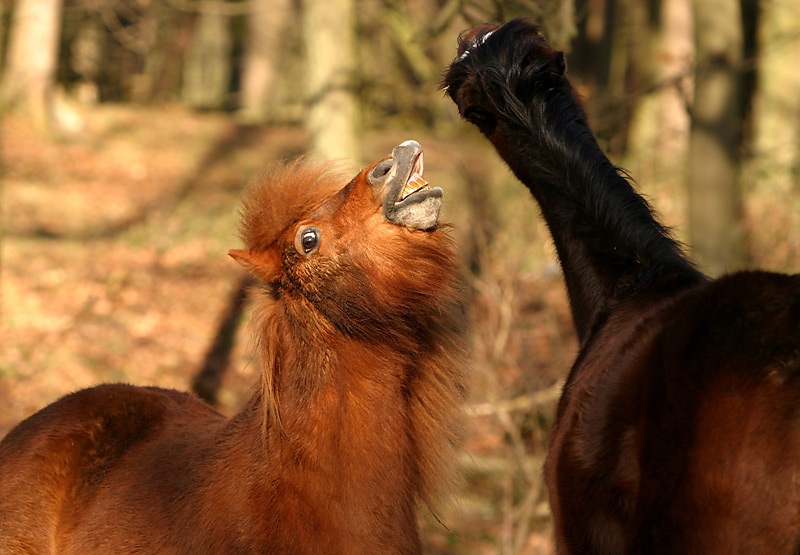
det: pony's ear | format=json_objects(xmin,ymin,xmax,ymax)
[{"xmin": 229, "ymin": 248, "xmax": 282, "ymax": 283}]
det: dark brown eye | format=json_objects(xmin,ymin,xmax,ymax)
[
  {"xmin": 296, "ymin": 227, "xmax": 320, "ymax": 255},
  {"xmin": 464, "ymin": 106, "xmax": 496, "ymax": 130}
]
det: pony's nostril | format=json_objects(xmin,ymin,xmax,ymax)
[{"xmin": 368, "ymin": 160, "xmax": 393, "ymax": 186}]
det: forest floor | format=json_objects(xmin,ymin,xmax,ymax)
[{"xmin": 1, "ymin": 104, "xmax": 578, "ymax": 553}]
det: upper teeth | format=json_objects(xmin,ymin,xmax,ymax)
[{"xmin": 400, "ymin": 172, "xmax": 428, "ymax": 200}]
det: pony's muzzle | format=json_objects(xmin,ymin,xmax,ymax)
[{"xmin": 374, "ymin": 140, "xmax": 443, "ymax": 231}]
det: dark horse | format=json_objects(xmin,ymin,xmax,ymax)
[
  {"xmin": 445, "ymin": 19, "xmax": 800, "ymax": 554},
  {"xmin": 0, "ymin": 141, "xmax": 469, "ymax": 554}
]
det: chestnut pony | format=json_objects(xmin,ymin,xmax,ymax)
[
  {"xmin": 445, "ymin": 19, "xmax": 800, "ymax": 554},
  {"xmin": 0, "ymin": 140, "xmax": 469, "ymax": 554}
]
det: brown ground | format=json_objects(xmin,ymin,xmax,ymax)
[{"xmin": 2, "ymin": 105, "xmax": 578, "ymax": 553}]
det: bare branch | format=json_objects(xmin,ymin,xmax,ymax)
[{"xmin": 468, "ymin": 382, "xmax": 563, "ymax": 417}]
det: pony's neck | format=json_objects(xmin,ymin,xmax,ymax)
[
  {"xmin": 278, "ymin": 339, "xmax": 415, "ymax": 472},
  {"xmin": 228, "ymin": 337, "xmax": 422, "ymax": 539},
  {"xmin": 488, "ymin": 92, "xmax": 703, "ymax": 341},
  {"xmin": 219, "ymin": 279, "xmax": 466, "ymax": 547}
]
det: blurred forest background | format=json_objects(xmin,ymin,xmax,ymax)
[{"xmin": 1, "ymin": 0, "xmax": 799, "ymax": 553}]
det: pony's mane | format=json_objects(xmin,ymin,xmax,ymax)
[
  {"xmin": 244, "ymin": 229, "xmax": 471, "ymax": 508},
  {"xmin": 445, "ymin": 19, "xmax": 694, "ymax": 294},
  {"xmin": 238, "ymin": 159, "xmax": 348, "ymax": 250},
  {"xmin": 236, "ymin": 159, "xmax": 349, "ymax": 437}
]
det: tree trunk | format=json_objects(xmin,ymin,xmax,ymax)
[
  {"xmin": 571, "ymin": 0, "xmax": 616, "ymax": 93},
  {"xmin": 748, "ymin": 0, "xmax": 800, "ymax": 270},
  {"xmin": 70, "ymin": 17, "xmax": 102, "ymax": 105},
  {"xmin": 2, "ymin": 0, "xmax": 63, "ymax": 132},
  {"xmin": 0, "ymin": 1, "xmax": 7, "ymax": 70},
  {"xmin": 687, "ymin": 0, "xmax": 745, "ymax": 275},
  {"xmin": 626, "ymin": 0, "xmax": 693, "ymax": 217},
  {"xmin": 302, "ymin": 0, "xmax": 360, "ymax": 165},
  {"xmin": 237, "ymin": 0, "xmax": 291, "ymax": 124},
  {"xmin": 132, "ymin": 3, "xmax": 178, "ymax": 103},
  {"xmin": 182, "ymin": 10, "xmax": 232, "ymax": 110}
]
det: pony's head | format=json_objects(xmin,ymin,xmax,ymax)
[
  {"xmin": 230, "ymin": 139, "xmax": 462, "ymax": 348},
  {"xmin": 443, "ymin": 19, "xmax": 571, "ymax": 139}
]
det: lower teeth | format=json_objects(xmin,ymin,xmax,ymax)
[{"xmin": 401, "ymin": 173, "xmax": 428, "ymax": 199}]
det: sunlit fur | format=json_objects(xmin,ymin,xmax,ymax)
[
  {"xmin": 237, "ymin": 159, "xmax": 344, "ymax": 252},
  {"xmin": 445, "ymin": 18, "xmax": 800, "ymax": 554},
  {"xmin": 0, "ymin": 155, "xmax": 469, "ymax": 554}
]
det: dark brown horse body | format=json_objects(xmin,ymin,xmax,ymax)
[
  {"xmin": 445, "ymin": 20, "xmax": 800, "ymax": 553},
  {"xmin": 0, "ymin": 141, "xmax": 469, "ymax": 554}
]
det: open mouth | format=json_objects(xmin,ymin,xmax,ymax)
[
  {"xmin": 397, "ymin": 153, "xmax": 430, "ymax": 202},
  {"xmin": 367, "ymin": 141, "xmax": 443, "ymax": 231},
  {"xmin": 370, "ymin": 140, "xmax": 443, "ymax": 231}
]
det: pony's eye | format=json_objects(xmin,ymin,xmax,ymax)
[
  {"xmin": 296, "ymin": 227, "xmax": 320, "ymax": 255},
  {"xmin": 464, "ymin": 106, "xmax": 496, "ymax": 130}
]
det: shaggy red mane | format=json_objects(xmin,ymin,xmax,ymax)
[{"xmin": 237, "ymin": 159, "xmax": 346, "ymax": 251}]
